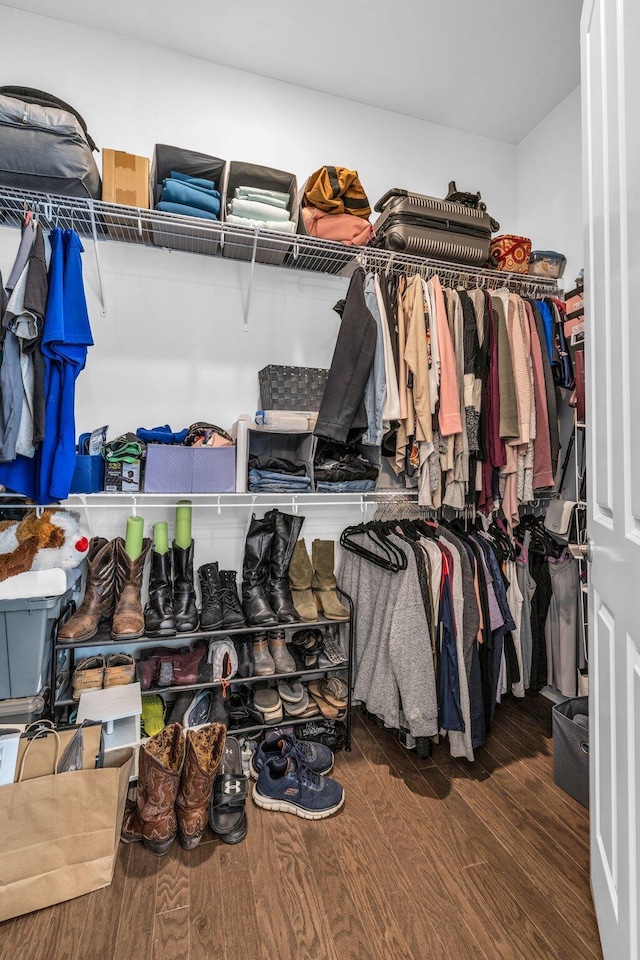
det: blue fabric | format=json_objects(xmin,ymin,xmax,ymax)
[
  {"xmin": 248, "ymin": 468, "xmax": 312, "ymax": 493},
  {"xmin": 136, "ymin": 425, "xmax": 188, "ymax": 445},
  {"xmin": 156, "ymin": 201, "xmax": 219, "ymax": 222},
  {"xmin": 438, "ymin": 572, "xmax": 464, "ymax": 732},
  {"xmin": 170, "ymin": 171, "xmax": 217, "ymax": 191},
  {"xmin": 315, "ymin": 480, "xmax": 375, "ymax": 493},
  {"xmin": 362, "ymin": 274, "xmax": 386, "ymax": 446},
  {"xmin": 160, "ymin": 179, "xmax": 221, "ymax": 216},
  {"xmin": 537, "ymin": 299, "xmax": 555, "ymax": 362}
]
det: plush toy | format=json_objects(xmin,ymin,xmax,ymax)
[{"xmin": 0, "ymin": 509, "xmax": 90, "ymax": 583}]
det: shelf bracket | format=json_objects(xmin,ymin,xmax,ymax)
[
  {"xmin": 243, "ymin": 232, "xmax": 259, "ymax": 333},
  {"xmin": 88, "ymin": 201, "xmax": 108, "ymax": 318}
]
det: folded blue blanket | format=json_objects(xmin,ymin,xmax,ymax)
[
  {"xmin": 156, "ymin": 200, "xmax": 219, "ymax": 221},
  {"xmin": 171, "ymin": 170, "xmax": 217, "ymax": 191},
  {"xmin": 137, "ymin": 425, "xmax": 189, "ymax": 445},
  {"xmin": 161, "ymin": 179, "xmax": 221, "ymax": 216}
]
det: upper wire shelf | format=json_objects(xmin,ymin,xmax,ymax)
[{"xmin": 0, "ymin": 186, "xmax": 560, "ymax": 295}]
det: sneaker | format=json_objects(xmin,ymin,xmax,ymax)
[
  {"xmin": 141, "ymin": 694, "xmax": 166, "ymax": 736},
  {"xmin": 252, "ymin": 633, "xmax": 276, "ymax": 676},
  {"xmin": 182, "ymin": 690, "xmax": 213, "ymax": 727},
  {"xmin": 252, "ymin": 755, "xmax": 344, "ymax": 820},
  {"xmin": 268, "ymin": 631, "xmax": 296, "ymax": 674},
  {"xmin": 250, "ymin": 731, "xmax": 334, "ymax": 779},
  {"xmin": 317, "ymin": 635, "xmax": 347, "ymax": 668},
  {"xmin": 72, "ymin": 655, "xmax": 105, "ymax": 701}
]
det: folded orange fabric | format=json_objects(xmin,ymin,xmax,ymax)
[
  {"xmin": 303, "ymin": 166, "xmax": 371, "ymax": 218},
  {"xmin": 302, "ymin": 206, "xmax": 374, "ymax": 246}
]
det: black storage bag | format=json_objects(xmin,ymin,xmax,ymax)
[
  {"xmin": 552, "ymin": 695, "xmax": 589, "ymax": 808},
  {"xmin": 0, "ymin": 86, "xmax": 100, "ymax": 199}
]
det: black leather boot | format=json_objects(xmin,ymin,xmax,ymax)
[
  {"xmin": 267, "ymin": 510, "xmax": 304, "ymax": 624},
  {"xmin": 145, "ymin": 550, "xmax": 176, "ymax": 638},
  {"xmin": 172, "ymin": 541, "xmax": 199, "ymax": 633},
  {"xmin": 241, "ymin": 515, "xmax": 279, "ymax": 627},
  {"xmin": 236, "ymin": 635, "xmax": 254, "ymax": 678},
  {"xmin": 198, "ymin": 563, "xmax": 223, "ymax": 632},
  {"xmin": 208, "ymin": 686, "xmax": 230, "ymax": 725},
  {"xmin": 219, "ymin": 570, "xmax": 246, "ymax": 629}
]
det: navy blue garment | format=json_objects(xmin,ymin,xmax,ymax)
[{"xmin": 438, "ymin": 563, "xmax": 464, "ymax": 733}]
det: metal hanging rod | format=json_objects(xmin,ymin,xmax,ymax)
[{"xmin": 0, "ymin": 186, "xmax": 560, "ymax": 296}]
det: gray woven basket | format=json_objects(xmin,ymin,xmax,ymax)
[{"xmin": 258, "ymin": 365, "xmax": 328, "ymax": 411}]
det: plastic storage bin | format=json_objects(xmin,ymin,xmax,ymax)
[
  {"xmin": 0, "ymin": 694, "xmax": 46, "ymax": 725},
  {"xmin": 69, "ymin": 454, "xmax": 105, "ymax": 494},
  {"xmin": 150, "ymin": 144, "xmax": 226, "ymax": 255},
  {"xmin": 0, "ymin": 581, "xmax": 78, "ymax": 699},
  {"xmin": 143, "ymin": 444, "xmax": 236, "ymax": 494},
  {"xmin": 222, "ymin": 161, "xmax": 298, "ymax": 266},
  {"xmin": 552, "ymin": 695, "xmax": 589, "ymax": 809},
  {"xmin": 528, "ymin": 250, "xmax": 567, "ymax": 279}
]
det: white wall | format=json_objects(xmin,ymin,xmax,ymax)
[{"xmin": 517, "ymin": 85, "xmax": 583, "ymax": 288}]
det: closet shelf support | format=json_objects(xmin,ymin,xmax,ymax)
[
  {"xmin": 88, "ymin": 201, "xmax": 107, "ymax": 318},
  {"xmin": 243, "ymin": 232, "xmax": 260, "ymax": 333}
]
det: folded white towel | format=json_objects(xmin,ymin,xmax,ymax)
[
  {"xmin": 234, "ymin": 188, "xmax": 288, "ymax": 209},
  {"xmin": 226, "ymin": 214, "xmax": 296, "ymax": 234},
  {"xmin": 236, "ymin": 185, "xmax": 290, "ymax": 204},
  {"xmin": 229, "ymin": 198, "xmax": 291, "ymax": 222}
]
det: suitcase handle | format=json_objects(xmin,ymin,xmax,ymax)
[
  {"xmin": 580, "ymin": 742, "xmax": 589, "ymax": 755},
  {"xmin": 374, "ymin": 188, "xmax": 408, "ymax": 213}
]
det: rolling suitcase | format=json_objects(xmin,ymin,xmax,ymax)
[{"xmin": 371, "ymin": 187, "xmax": 498, "ymax": 266}]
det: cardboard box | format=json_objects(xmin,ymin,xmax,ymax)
[
  {"xmin": 102, "ymin": 150, "xmax": 150, "ymax": 208},
  {"xmin": 105, "ymin": 460, "xmax": 142, "ymax": 493}
]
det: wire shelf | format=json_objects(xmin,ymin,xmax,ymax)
[{"xmin": 0, "ymin": 185, "xmax": 560, "ymax": 295}]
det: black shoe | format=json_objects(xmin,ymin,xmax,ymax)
[
  {"xmin": 208, "ymin": 686, "xmax": 230, "ymax": 725},
  {"xmin": 198, "ymin": 562, "xmax": 224, "ymax": 631},
  {"xmin": 236, "ymin": 635, "xmax": 254, "ymax": 679},
  {"xmin": 145, "ymin": 550, "xmax": 176, "ymax": 638},
  {"xmin": 227, "ymin": 685, "xmax": 263, "ymax": 728},
  {"xmin": 209, "ymin": 737, "xmax": 248, "ymax": 844},
  {"xmin": 219, "ymin": 570, "xmax": 246, "ymax": 629},
  {"xmin": 241, "ymin": 515, "xmax": 279, "ymax": 627},
  {"xmin": 266, "ymin": 510, "xmax": 304, "ymax": 624},
  {"xmin": 172, "ymin": 541, "xmax": 199, "ymax": 633}
]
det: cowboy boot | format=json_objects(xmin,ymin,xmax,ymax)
[
  {"xmin": 145, "ymin": 550, "xmax": 176, "ymax": 638},
  {"xmin": 267, "ymin": 510, "xmax": 304, "ymax": 624},
  {"xmin": 121, "ymin": 723, "xmax": 185, "ymax": 855},
  {"xmin": 111, "ymin": 538, "xmax": 152, "ymax": 640},
  {"xmin": 173, "ymin": 541, "xmax": 199, "ymax": 633},
  {"xmin": 176, "ymin": 723, "xmax": 226, "ymax": 850},
  {"xmin": 311, "ymin": 540, "xmax": 350, "ymax": 620},
  {"xmin": 198, "ymin": 562, "xmax": 223, "ymax": 632},
  {"xmin": 58, "ymin": 538, "xmax": 117, "ymax": 642},
  {"xmin": 219, "ymin": 570, "xmax": 246, "ymax": 629},
  {"xmin": 288, "ymin": 540, "xmax": 318, "ymax": 622},
  {"xmin": 241, "ymin": 515, "xmax": 278, "ymax": 627}
]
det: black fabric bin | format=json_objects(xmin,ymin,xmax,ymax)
[
  {"xmin": 222, "ymin": 161, "xmax": 298, "ymax": 266},
  {"xmin": 150, "ymin": 144, "xmax": 226, "ymax": 255},
  {"xmin": 552, "ymin": 695, "xmax": 589, "ymax": 808},
  {"xmin": 247, "ymin": 429, "xmax": 315, "ymax": 491}
]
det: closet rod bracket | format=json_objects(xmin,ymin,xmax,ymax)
[
  {"xmin": 243, "ymin": 232, "xmax": 260, "ymax": 333},
  {"xmin": 88, "ymin": 201, "xmax": 108, "ymax": 318}
]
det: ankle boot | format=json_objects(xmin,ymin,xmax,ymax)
[
  {"xmin": 288, "ymin": 540, "xmax": 318, "ymax": 622},
  {"xmin": 145, "ymin": 550, "xmax": 176, "ymax": 638},
  {"xmin": 311, "ymin": 540, "xmax": 350, "ymax": 620},
  {"xmin": 208, "ymin": 687, "xmax": 230, "ymax": 725},
  {"xmin": 241, "ymin": 515, "xmax": 278, "ymax": 627},
  {"xmin": 236, "ymin": 635, "xmax": 254, "ymax": 678},
  {"xmin": 111, "ymin": 538, "xmax": 152, "ymax": 640},
  {"xmin": 175, "ymin": 723, "xmax": 226, "ymax": 850},
  {"xmin": 268, "ymin": 629, "xmax": 296, "ymax": 673},
  {"xmin": 219, "ymin": 570, "xmax": 246, "ymax": 629},
  {"xmin": 58, "ymin": 538, "xmax": 117, "ymax": 642},
  {"xmin": 267, "ymin": 510, "xmax": 304, "ymax": 624},
  {"xmin": 121, "ymin": 723, "xmax": 185, "ymax": 855},
  {"xmin": 252, "ymin": 632, "xmax": 276, "ymax": 676},
  {"xmin": 173, "ymin": 541, "xmax": 199, "ymax": 633},
  {"xmin": 198, "ymin": 562, "xmax": 223, "ymax": 632}
]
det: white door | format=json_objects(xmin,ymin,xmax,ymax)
[{"xmin": 582, "ymin": 1, "xmax": 640, "ymax": 957}]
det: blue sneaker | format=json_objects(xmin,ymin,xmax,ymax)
[
  {"xmin": 249, "ymin": 732, "xmax": 334, "ymax": 779},
  {"xmin": 252, "ymin": 755, "xmax": 344, "ymax": 819}
]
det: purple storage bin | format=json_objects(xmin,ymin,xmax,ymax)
[
  {"xmin": 144, "ymin": 445, "xmax": 192, "ymax": 493},
  {"xmin": 192, "ymin": 447, "xmax": 236, "ymax": 493}
]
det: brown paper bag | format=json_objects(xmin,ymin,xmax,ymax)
[
  {"xmin": 15, "ymin": 721, "xmax": 103, "ymax": 780},
  {"xmin": 0, "ymin": 729, "xmax": 133, "ymax": 922}
]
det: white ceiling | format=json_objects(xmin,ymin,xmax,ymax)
[{"xmin": 3, "ymin": 0, "xmax": 582, "ymax": 143}]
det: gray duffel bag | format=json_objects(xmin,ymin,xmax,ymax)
[{"xmin": 0, "ymin": 86, "xmax": 100, "ymax": 199}]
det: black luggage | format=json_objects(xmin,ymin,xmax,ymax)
[
  {"xmin": 0, "ymin": 86, "xmax": 100, "ymax": 199},
  {"xmin": 372, "ymin": 187, "xmax": 497, "ymax": 266}
]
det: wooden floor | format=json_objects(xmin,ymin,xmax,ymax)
[{"xmin": 0, "ymin": 696, "xmax": 603, "ymax": 960}]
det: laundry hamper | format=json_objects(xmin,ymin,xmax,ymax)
[{"xmin": 552, "ymin": 695, "xmax": 589, "ymax": 808}]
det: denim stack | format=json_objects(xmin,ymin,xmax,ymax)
[{"xmin": 248, "ymin": 455, "xmax": 311, "ymax": 493}]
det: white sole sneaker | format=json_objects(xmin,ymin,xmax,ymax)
[
  {"xmin": 252, "ymin": 784, "xmax": 344, "ymax": 819},
  {"xmin": 248, "ymin": 755, "xmax": 334, "ymax": 780}
]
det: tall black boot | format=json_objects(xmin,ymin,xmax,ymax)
[
  {"xmin": 219, "ymin": 570, "xmax": 246, "ymax": 629},
  {"xmin": 145, "ymin": 550, "xmax": 176, "ymax": 638},
  {"xmin": 241, "ymin": 514, "xmax": 279, "ymax": 627},
  {"xmin": 198, "ymin": 562, "xmax": 223, "ymax": 632},
  {"xmin": 173, "ymin": 541, "xmax": 199, "ymax": 633},
  {"xmin": 236, "ymin": 635, "xmax": 254, "ymax": 678},
  {"xmin": 267, "ymin": 510, "xmax": 304, "ymax": 624}
]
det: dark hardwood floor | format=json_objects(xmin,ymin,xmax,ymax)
[{"xmin": 0, "ymin": 696, "xmax": 603, "ymax": 960}]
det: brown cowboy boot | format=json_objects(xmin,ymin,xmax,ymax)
[
  {"xmin": 111, "ymin": 537, "xmax": 151, "ymax": 640},
  {"xmin": 175, "ymin": 723, "xmax": 226, "ymax": 850},
  {"xmin": 58, "ymin": 538, "xmax": 118, "ymax": 642},
  {"xmin": 121, "ymin": 723, "xmax": 185, "ymax": 855}
]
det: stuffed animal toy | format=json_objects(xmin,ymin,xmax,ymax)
[{"xmin": 0, "ymin": 509, "xmax": 90, "ymax": 582}]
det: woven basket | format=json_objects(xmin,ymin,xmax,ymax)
[
  {"xmin": 490, "ymin": 234, "xmax": 532, "ymax": 274},
  {"xmin": 258, "ymin": 365, "xmax": 328, "ymax": 411}
]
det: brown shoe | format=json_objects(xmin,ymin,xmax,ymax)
[
  {"xmin": 175, "ymin": 723, "xmax": 226, "ymax": 850},
  {"xmin": 311, "ymin": 540, "xmax": 349, "ymax": 621},
  {"xmin": 288, "ymin": 540, "xmax": 317, "ymax": 622},
  {"xmin": 111, "ymin": 537, "xmax": 151, "ymax": 640},
  {"xmin": 72, "ymin": 655, "xmax": 105, "ymax": 701},
  {"xmin": 121, "ymin": 723, "xmax": 185, "ymax": 855},
  {"xmin": 58, "ymin": 538, "xmax": 117, "ymax": 642},
  {"xmin": 104, "ymin": 653, "xmax": 136, "ymax": 688}
]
